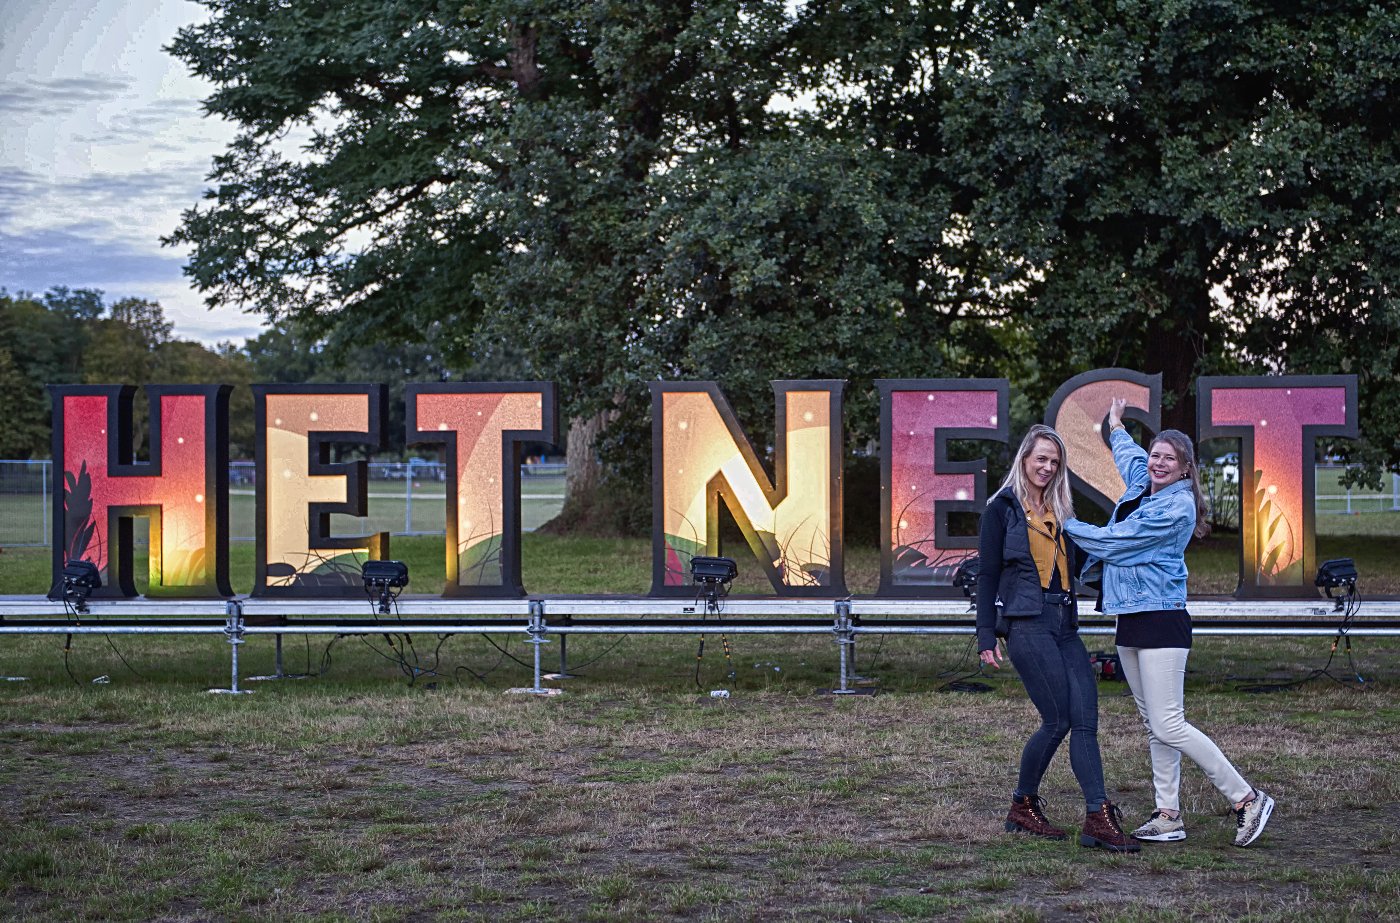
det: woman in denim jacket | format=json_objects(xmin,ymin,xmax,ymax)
[
  {"xmin": 976, "ymin": 425, "xmax": 1136, "ymax": 852},
  {"xmin": 1063, "ymin": 399, "xmax": 1275, "ymax": 848}
]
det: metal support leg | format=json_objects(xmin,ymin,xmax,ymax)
[
  {"xmin": 209, "ymin": 600, "xmax": 253, "ymax": 695},
  {"xmin": 823, "ymin": 600, "xmax": 875, "ymax": 696},
  {"xmin": 507, "ymin": 600, "xmax": 560, "ymax": 696},
  {"xmin": 544, "ymin": 631, "xmax": 577, "ymax": 680},
  {"xmin": 247, "ymin": 632, "xmax": 310, "ymax": 681}
]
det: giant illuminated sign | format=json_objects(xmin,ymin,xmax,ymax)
[
  {"xmin": 651, "ymin": 381, "xmax": 845, "ymax": 597},
  {"xmin": 48, "ymin": 373, "xmax": 1361, "ymax": 602},
  {"xmin": 877, "ymin": 379, "xmax": 1008, "ymax": 595}
]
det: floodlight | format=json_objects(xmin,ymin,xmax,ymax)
[
  {"xmin": 951, "ymin": 556, "xmax": 980, "ymax": 599},
  {"xmin": 57, "ymin": 559, "xmax": 100, "ymax": 615},
  {"xmin": 690, "ymin": 555, "xmax": 737, "ymax": 613},
  {"xmin": 362, "ymin": 560, "xmax": 409, "ymax": 615},
  {"xmin": 1315, "ymin": 558, "xmax": 1358, "ymax": 610},
  {"xmin": 690, "ymin": 556, "xmax": 737, "ymax": 585}
]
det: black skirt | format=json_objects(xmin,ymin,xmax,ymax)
[{"xmin": 1115, "ymin": 609, "xmax": 1192, "ymax": 649}]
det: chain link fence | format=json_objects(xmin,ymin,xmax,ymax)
[
  {"xmin": 1, "ymin": 460, "xmax": 567, "ymax": 546},
  {"xmin": 4, "ymin": 459, "xmax": 1396, "ymax": 548}
]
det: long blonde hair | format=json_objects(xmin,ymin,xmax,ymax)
[
  {"xmin": 993, "ymin": 424, "xmax": 1073, "ymax": 525},
  {"xmin": 1151, "ymin": 429, "xmax": 1211, "ymax": 540}
]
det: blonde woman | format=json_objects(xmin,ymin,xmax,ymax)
[{"xmin": 977, "ymin": 424, "xmax": 1137, "ymax": 852}]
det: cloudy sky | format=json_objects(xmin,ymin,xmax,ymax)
[{"xmin": 0, "ymin": 0, "xmax": 263, "ymax": 344}]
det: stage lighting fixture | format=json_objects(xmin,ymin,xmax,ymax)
[
  {"xmin": 1315, "ymin": 558, "xmax": 1358, "ymax": 609},
  {"xmin": 362, "ymin": 560, "xmax": 410, "ymax": 615},
  {"xmin": 58, "ymin": 559, "xmax": 100, "ymax": 615},
  {"xmin": 691, "ymin": 555, "xmax": 738, "ymax": 585},
  {"xmin": 690, "ymin": 555, "xmax": 737, "ymax": 612},
  {"xmin": 951, "ymin": 556, "xmax": 980, "ymax": 598}
]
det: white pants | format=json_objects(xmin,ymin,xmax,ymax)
[{"xmin": 1116, "ymin": 646, "xmax": 1252, "ymax": 810}]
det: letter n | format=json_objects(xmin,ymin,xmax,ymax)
[
  {"xmin": 49, "ymin": 384, "xmax": 232, "ymax": 598},
  {"xmin": 651, "ymin": 381, "xmax": 845, "ymax": 597}
]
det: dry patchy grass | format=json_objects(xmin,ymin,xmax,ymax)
[{"xmin": 2, "ymin": 633, "xmax": 1399, "ymax": 920}]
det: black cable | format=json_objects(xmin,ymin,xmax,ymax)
[
  {"xmin": 62, "ymin": 634, "xmax": 81, "ymax": 686},
  {"xmin": 101, "ymin": 633, "xmax": 146, "ymax": 680},
  {"xmin": 936, "ymin": 635, "xmax": 993, "ymax": 693},
  {"xmin": 317, "ymin": 636, "xmax": 342, "ymax": 677},
  {"xmin": 454, "ymin": 635, "xmax": 509, "ymax": 684},
  {"xmin": 1236, "ymin": 587, "xmax": 1364, "ymax": 693},
  {"xmin": 858, "ymin": 632, "xmax": 887, "ymax": 677},
  {"xmin": 478, "ymin": 633, "xmax": 535, "ymax": 671},
  {"xmin": 562, "ymin": 635, "xmax": 629, "ymax": 673}
]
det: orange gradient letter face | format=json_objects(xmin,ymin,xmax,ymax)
[
  {"xmin": 49, "ymin": 385, "xmax": 232, "ymax": 598},
  {"xmin": 651, "ymin": 382, "xmax": 845, "ymax": 597},
  {"xmin": 407, "ymin": 383, "xmax": 557, "ymax": 597},
  {"xmin": 1045, "ymin": 369, "xmax": 1161, "ymax": 512},
  {"xmin": 1199, "ymin": 376, "xmax": 1357, "ymax": 597},
  {"xmin": 253, "ymin": 385, "xmax": 387, "ymax": 597}
]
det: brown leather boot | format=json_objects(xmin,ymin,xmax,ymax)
[
  {"xmin": 1005, "ymin": 794, "xmax": 1067, "ymax": 839},
  {"xmin": 1080, "ymin": 801, "xmax": 1141, "ymax": 852}
]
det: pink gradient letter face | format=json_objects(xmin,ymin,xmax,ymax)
[
  {"xmin": 650, "ymin": 381, "xmax": 845, "ymax": 597},
  {"xmin": 407, "ymin": 383, "xmax": 558, "ymax": 597},
  {"xmin": 1198, "ymin": 376, "xmax": 1357, "ymax": 597},
  {"xmin": 49, "ymin": 385, "xmax": 232, "ymax": 598},
  {"xmin": 1045, "ymin": 369, "xmax": 1161, "ymax": 512},
  {"xmin": 878, "ymin": 380, "xmax": 1008, "ymax": 595}
]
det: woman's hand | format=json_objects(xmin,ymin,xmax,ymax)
[
  {"xmin": 979, "ymin": 642, "xmax": 1004, "ymax": 669},
  {"xmin": 1108, "ymin": 397, "xmax": 1127, "ymax": 430}
]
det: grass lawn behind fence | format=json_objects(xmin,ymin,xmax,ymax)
[{"xmin": 2, "ymin": 532, "xmax": 1398, "ymax": 920}]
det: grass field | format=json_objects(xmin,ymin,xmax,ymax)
[
  {"xmin": 3, "ymin": 532, "xmax": 1400, "ymax": 920},
  {"xmin": 2, "ymin": 632, "xmax": 1398, "ymax": 920}
]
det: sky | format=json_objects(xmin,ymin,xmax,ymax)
[{"xmin": 0, "ymin": 0, "xmax": 263, "ymax": 345}]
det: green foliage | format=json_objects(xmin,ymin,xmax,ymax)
[
  {"xmin": 946, "ymin": 0, "xmax": 1400, "ymax": 453},
  {"xmin": 0, "ymin": 290, "xmax": 254, "ymax": 458},
  {"xmin": 163, "ymin": 0, "xmax": 1398, "ymax": 524}
]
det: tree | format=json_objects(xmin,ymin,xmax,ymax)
[
  {"xmin": 0, "ymin": 290, "xmax": 96, "ymax": 458},
  {"xmin": 946, "ymin": 0, "xmax": 1400, "ymax": 472},
  {"xmin": 169, "ymin": 1, "xmax": 994, "ymax": 531},
  {"xmin": 0, "ymin": 346, "xmax": 48, "ymax": 458}
]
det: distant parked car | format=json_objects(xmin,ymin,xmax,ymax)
[{"xmin": 1211, "ymin": 452, "xmax": 1239, "ymax": 484}]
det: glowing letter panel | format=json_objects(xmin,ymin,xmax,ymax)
[
  {"xmin": 1045, "ymin": 369, "xmax": 1162, "ymax": 512},
  {"xmin": 1198, "ymin": 376, "xmax": 1357, "ymax": 597},
  {"xmin": 651, "ymin": 381, "xmax": 845, "ymax": 597},
  {"xmin": 878, "ymin": 379, "xmax": 1008, "ymax": 595},
  {"xmin": 49, "ymin": 385, "xmax": 232, "ymax": 598},
  {"xmin": 407, "ymin": 383, "xmax": 558, "ymax": 597},
  {"xmin": 253, "ymin": 385, "xmax": 388, "ymax": 597}
]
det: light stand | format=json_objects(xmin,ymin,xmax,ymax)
[
  {"xmin": 1239, "ymin": 558, "xmax": 1363, "ymax": 692},
  {"xmin": 362, "ymin": 560, "xmax": 410, "ymax": 616},
  {"xmin": 691, "ymin": 555, "xmax": 737, "ymax": 690},
  {"xmin": 942, "ymin": 555, "xmax": 992, "ymax": 693}
]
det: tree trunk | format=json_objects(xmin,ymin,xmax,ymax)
[
  {"xmin": 1146, "ymin": 284, "xmax": 1211, "ymax": 439},
  {"xmin": 538, "ymin": 409, "xmax": 616, "ymax": 535},
  {"xmin": 564, "ymin": 411, "xmax": 606, "ymax": 502}
]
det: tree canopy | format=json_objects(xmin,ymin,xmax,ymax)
[{"xmin": 166, "ymin": 0, "xmax": 1400, "ymax": 525}]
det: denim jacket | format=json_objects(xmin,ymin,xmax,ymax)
[{"xmin": 1062, "ymin": 428, "xmax": 1194, "ymax": 616}]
